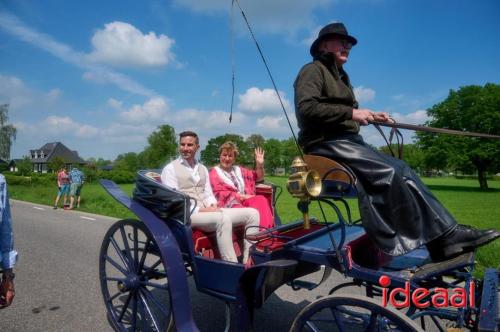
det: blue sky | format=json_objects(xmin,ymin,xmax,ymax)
[{"xmin": 1, "ymin": 0, "xmax": 499, "ymax": 160}]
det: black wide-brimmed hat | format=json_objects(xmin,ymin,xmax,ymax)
[{"xmin": 310, "ymin": 22, "xmax": 358, "ymax": 56}]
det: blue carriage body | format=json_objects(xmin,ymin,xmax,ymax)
[{"xmin": 99, "ymin": 160, "xmax": 499, "ymax": 332}]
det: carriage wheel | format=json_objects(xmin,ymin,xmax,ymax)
[
  {"xmin": 99, "ymin": 219, "xmax": 174, "ymax": 332},
  {"xmin": 289, "ymin": 294, "xmax": 423, "ymax": 332}
]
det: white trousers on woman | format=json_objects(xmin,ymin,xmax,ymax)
[{"xmin": 190, "ymin": 207, "xmax": 260, "ymax": 263}]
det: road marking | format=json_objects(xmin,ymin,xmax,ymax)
[
  {"xmin": 33, "ymin": 206, "xmax": 45, "ymax": 210},
  {"xmin": 80, "ymin": 216, "xmax": 96, "ymax": 221}
]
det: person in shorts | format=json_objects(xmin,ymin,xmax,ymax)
[
  {"xmin": 68, "ymin": 167, "xmax": 85, "ymax": 209},
  {"xmin": 53, "ymin": 167, "xmax": 70, "ymax": 209}
]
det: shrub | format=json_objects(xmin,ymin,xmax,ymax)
[
  {"xmin": 99, "ymin": 170, "xmax": 135, "ymax": 184},
  {"xmin": 4, "ymin": 174, "xmax": 33, "ymax": 185}
]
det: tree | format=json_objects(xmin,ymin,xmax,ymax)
[
  {"xmin": 379, "ymin": 144, "xmax": 426, "ymax": 174},
  {"xmin": 114, "ymin": 152, "xmax": 141, "ymax": 172},
  {"xmin": 201, "ymin": 134, "xmax": 252, "ymax": 167},
  {"xmin": 82, "ymin": 163, "xmax": 97, "ymax": 183},
  {"xmin": 263, "ymin": 138, "xmax": 283, "ymax": 174},
  {"xmin": 417, "ymin": 83, "xmax": 500, "ymax": 189},
  {"xmin": 87, "ymin": 157, "xmax": 112, "ymax": 169},
  {"xmin": 281, "ymin": 138, "xmax": 301, "ymax": 172},
  {"xmin": 0, "ymin": 104, "xmax": 17, "ymax": 160},
  {"xmin": 17, "ymin": 156, "xmax": 32, "ymax": 176},
  {"xmin": 141, "ymin": 125, "xmax": 177, "ymax": 168},
  {"xmin": 246, "ymin": 134, "xmax": 265, "ymax": 148},
  {"xmin": 48, "ymin": 156, "xmax": 66, "ymax": 173}
]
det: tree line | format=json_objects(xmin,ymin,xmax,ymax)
[{"xmin": 2, "ymin": 84, "xmax": 499, "ymax": 189}]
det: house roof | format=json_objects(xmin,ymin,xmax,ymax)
[{"xmin": 30, "ymin": 142, "xmax": 85, "ymax": 164}]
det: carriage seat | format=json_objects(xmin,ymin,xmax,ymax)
[
  {"xmin": 141, "ymin": 171, "xmax": 274, "ymax": 259},
  {"xmin": 303, "ymin": 155, "xmax": 357, "ymax": 198}
]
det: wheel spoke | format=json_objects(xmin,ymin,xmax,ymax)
[
  {"xmin": 138, "ymin": 292, "xmax": 149, "ymax": 331},
  {"xmin": 133, "ymin": 226, "xmax": 139, "ymax": 273},
  {"xmin": 304, "ymin": 320, "xmax": 321, "ymax": 332},
  {"xmin": 138, "ymin": 239, "xmax": 152, "ymax": 273},
  {"xmin": 139, "ymin": 286, "xmax": 170, "ymax": 316},
  {"xmin": 104, "ymin": 254, "xmax": 128, "ymax": 275},
  {"xmin": 330, "ymin": 307, "xmax": 346, "ymax": 332},
  {"xmin": 104, "ymin": 276, "xmax": 126, "ymax": 282},
  {"xmin": 364, "ymin": 311, "xmax": 379, "ymax": 331},
  {"xmin": 109, "ymin": 237, "xmax": 131, "ymax": 272},
  {"xmin": 107, "ymin": 291, "xmax": 123, "ymax": 303},
  {"xmin": 131, "ymin": 291, "xmax": 138, "ymax": 329},
  {"xmin": 117, "ymin": 292, "xmax": 133, "ymax": 323},
  {"xmin": 142, "ymin": 259, "xmax": 163, "ymax": 278},
  {"xmin": 139, "ymin": 289, "xmax": 161, "ymax": 331},
  {"xmin": 119, "ymin": 226, "xmax": 135, "ymax": 271}
]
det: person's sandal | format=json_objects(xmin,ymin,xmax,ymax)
[{"xmin": 0, "ymin": 279, "xmax": 15, "ymax": 309}]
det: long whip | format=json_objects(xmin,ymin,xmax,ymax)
[{"xmin": 230, "ymin": 0, "xmax": 303, "ymax": 158}]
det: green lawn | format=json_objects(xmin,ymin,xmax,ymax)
[{"xmin": 7, "ymin": 176, "xmax": 500, "ymax": 272}]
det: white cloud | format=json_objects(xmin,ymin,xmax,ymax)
[
  {"xmin": 120, "ymin": 97, "xmax": 169, "ymax": 122},
  {"xmin": 0, "ymin": 74, "xmax": 31, "ymax": 109},
  {"xmin": 82, "ymin": 69, "xmax": 155, "ymax": 97},
  {"xmin": 0, "ymin": 74, "xmax": 64, "ymax": 110},
  {"xmin": 46, "ymin": 88, "xmax": 62, "ymax": 101},
  {"xmin": 257, "ymin": 116, "xmax": 282, "ymax": 130},
  {"xmin": 107, "ymin": 98, "xmax": 123, "ymax": 110},
  {"xmin": 392, "ymin": 110, "xmax": 429, "ymax": 125},
  {"xmin": 87, "ymin": 22, "xmax": 175, "ymax": 68},
  {"xmin": 15, "ymin": 116, "xmax": 100, "ymax": 141},
  {"xmin": 173, "ymin": 0, "xmax": 331, "ymax": 35},
  {"xmin": 0, "ymin": 12, "xmax": 156, "ymax": 97},
  {"xmin": 238, "ymin": 87, "xmax": 291, "ymax": 113},
  {"xmin": 354, "ymin": 86, "xmax": 376, "ymax": 104}
]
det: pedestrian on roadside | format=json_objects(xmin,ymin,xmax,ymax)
[
  {"xmin": 53, "ymin": 167, "xmax": 70, "ymax": 209},
  {"xmin": 0, "ymin": 173, "xmax": 17, "ymax": 309},
  {"xmin": 68, "ymin": 167, "xmax": 85, "ymax": 210}
]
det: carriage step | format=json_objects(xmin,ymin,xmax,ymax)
[
  {"xmin": 289, "ymin": 280, "xmax": 319, "ymax": 290},
  {"xmin": 411, "ymin": 252, "xmax": 475, "ymax": 280},
  {"xmin": 477, "ymin": 268, "xmax": 499, "ymax": 332}
]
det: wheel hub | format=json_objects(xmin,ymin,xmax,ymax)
[{"xmin": 117, "ymin": 274, "xmax": 140, "ymax": 293}]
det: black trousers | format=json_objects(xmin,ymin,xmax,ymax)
[{"xmin": 306, "ymin": 134, "xmax": 456, "ymax": 255}]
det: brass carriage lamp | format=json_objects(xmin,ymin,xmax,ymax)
[{"xmin": 287, "ymin": 157, "xmax": 322, "ymax": 229}]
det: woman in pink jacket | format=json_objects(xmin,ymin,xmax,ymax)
[{"xmin": 209, "ymin": 142, "xmax": 274, "ymax": 229}]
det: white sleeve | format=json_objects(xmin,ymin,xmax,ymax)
[
  {"xmin": 202, "ymin": 165, "xmax": 217, "ymax": 206},
  {"xmin": 161, "ymin": 163, "xmax": 178, "ymax": 189}
]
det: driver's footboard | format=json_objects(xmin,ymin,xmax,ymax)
[{"xmin": 478, "ymin": 268, "xmax": 499, "ymax": 331}]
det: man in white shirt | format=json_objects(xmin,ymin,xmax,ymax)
[{"xmin": 161, "ymin": 131, "xmax": 259, "ymax": 263}]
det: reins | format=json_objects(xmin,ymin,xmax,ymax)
[{"xmin": 371, "ymin": 121, "xmax": 500, "ymax": 140}]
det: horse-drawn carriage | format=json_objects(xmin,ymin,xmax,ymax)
[{"xmin": 99, "ymin": 155, "xmax": 499, "ymax": 331}]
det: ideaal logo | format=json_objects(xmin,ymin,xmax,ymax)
[{"xmin": 378, "ymin": 275, "xmax": 475, "ymax": 309}]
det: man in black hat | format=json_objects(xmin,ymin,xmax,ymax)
[{"xmin": 294, "ymin": 22, "xmax": 499, "ymax": 260}]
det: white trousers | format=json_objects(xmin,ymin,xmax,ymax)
[{"xmin": 190, "ymin": 208, "xmax": 259, "ymax": 263}]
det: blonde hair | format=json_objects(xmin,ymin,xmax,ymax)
[{"xmin": 218, "ymin": 141, "xmax": 239, "ymax": 158}]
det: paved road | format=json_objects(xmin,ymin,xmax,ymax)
[{"xmin": 0, "ymin": 199, "xmax": 379, "ymax": 332}]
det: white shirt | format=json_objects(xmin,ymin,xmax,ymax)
[{"xmin": 161, "ymin": 157, "xmax": 217, "ymax": 214}]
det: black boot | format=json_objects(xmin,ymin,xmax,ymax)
[{"xmin": 427, "ymin": 224, "xmax": 500, "ymax": 261}]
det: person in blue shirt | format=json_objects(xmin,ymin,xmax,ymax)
[
  {"xmin": 68, "ymin": 167, "xmax": 85, "ymax": 210},
  {"xmin": 0, "ymin": 173, "xmax": 17, "ymax": 308}
]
